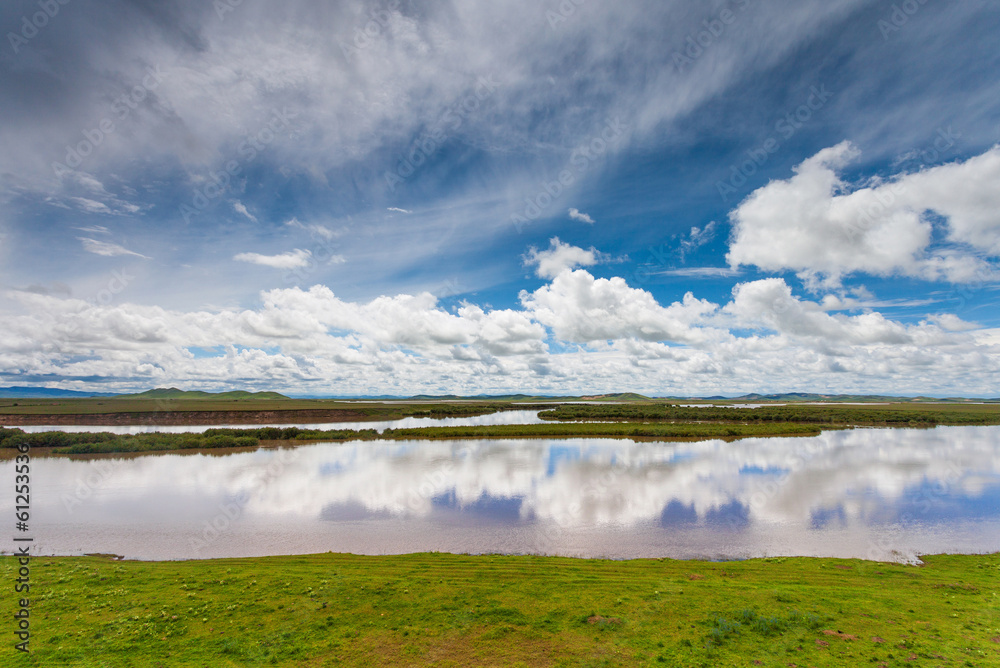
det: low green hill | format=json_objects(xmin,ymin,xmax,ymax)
[
  {"xmin": 125, "ymin": 388, "xmax": 289, "ymax": 400},
  {"xmin": 596, "ymin": 392, "xmax": 651, "ymax": 401}
]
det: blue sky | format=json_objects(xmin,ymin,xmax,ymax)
[{"xmin": 1, "ymin": 0, "xmax": 999, "ymax": 396}]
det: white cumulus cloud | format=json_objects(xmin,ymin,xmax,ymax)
[
  {"xmin": 2, "ymin": 239, "xmax": 998, "ymax": 397},
  {"xmin": 524, "ymin": 237, "xmax": 599, "ymax": 279},
  {"xmin": 727, "ymin": 142, "xmax": 1000, "ymax": 285},
  {"xmin": 520, "ymin": 267, "xmax": 720, "ymax": 344}
]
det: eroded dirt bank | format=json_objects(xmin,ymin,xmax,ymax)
[{"xmin": 0, "ymin": 409, "xmax": 372, "ymax": 426}]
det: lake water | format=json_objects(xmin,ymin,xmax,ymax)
[
  {"xmin": 6, "ymin": 426, "xmax": 999, "ymax": 562},
  {"xmin": 13, "ymin": 409, "xmax": 546, "ymax": 434}
]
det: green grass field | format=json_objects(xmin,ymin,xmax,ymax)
[
  {"xmin": 537, "ymin": 402, "xmax": 1000, "ymax": 426},
  {"xmin": 2, "ymin": 552, "xmax": 998, "ymax": 667},
  {"xmin": 0, "ymin": 397, "xmax": 516, "ymax": 418},
  {"xmin": 3, "ymin": 396, "xmax": 997, "ymax": 421}
]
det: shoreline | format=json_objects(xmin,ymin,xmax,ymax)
[
  {"xmin": 4, "ymin": 548, "xmax": 995, "ymax": 564},
  {"xmin": 9, "ymin": 417, "xmax": 1000, "ymax": 457},
  {"xmin": 1, "ymin": 422, "xmax": 834, "ymax": 456}
]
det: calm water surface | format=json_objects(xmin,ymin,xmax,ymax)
[
  {"xmin": 15, "ymin": 409, "xmax": 546, "ymax": 434},
  {"xmin": 6, "ymin": 426, "xmax": 999, "ymax": 562}
]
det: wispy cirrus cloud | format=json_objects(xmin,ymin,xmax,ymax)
[
  {"xmin": 233, "ymin": 249, "xmax": 314, "ymax": 269},
  {"xmin": 71, "ymin": 198, "xmax": 111, "ymax": 214},
  {"xmin": 233, "ymin": 201, "xmax": 257, "ymax": 222},
  {"xmin": 655, "ymin": 267, "xmax": 740, "ymax": 278},
  {"xmin": 285, "ymin": 218, "xmax": 343, "ymax": 240},
  {"xmin": 78, "ymin": 237, "xmax": 150, "ymax": 259},
  {"xmin": 678, "ymin": 221, "xmax": 717, "ymax": 260},
  {"xmin": 74, "ymin": 225, "xmax": 111, "ymax": 235}
]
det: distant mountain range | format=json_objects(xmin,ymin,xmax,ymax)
[
  {"xmin": 0, "ymin": 386, "xmax": 287, "ymax": 400},
  {"xmin": 1, "ymin": 387, "xmax": 995, "ymax": 402},
  {"xmin": 0, "ymin": 386, "xmax": 119, "ymax": 398}
]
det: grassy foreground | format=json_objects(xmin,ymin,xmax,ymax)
[{"xmin": 2, "ymin": 553, "xmax": 998, "ymax": 667}]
